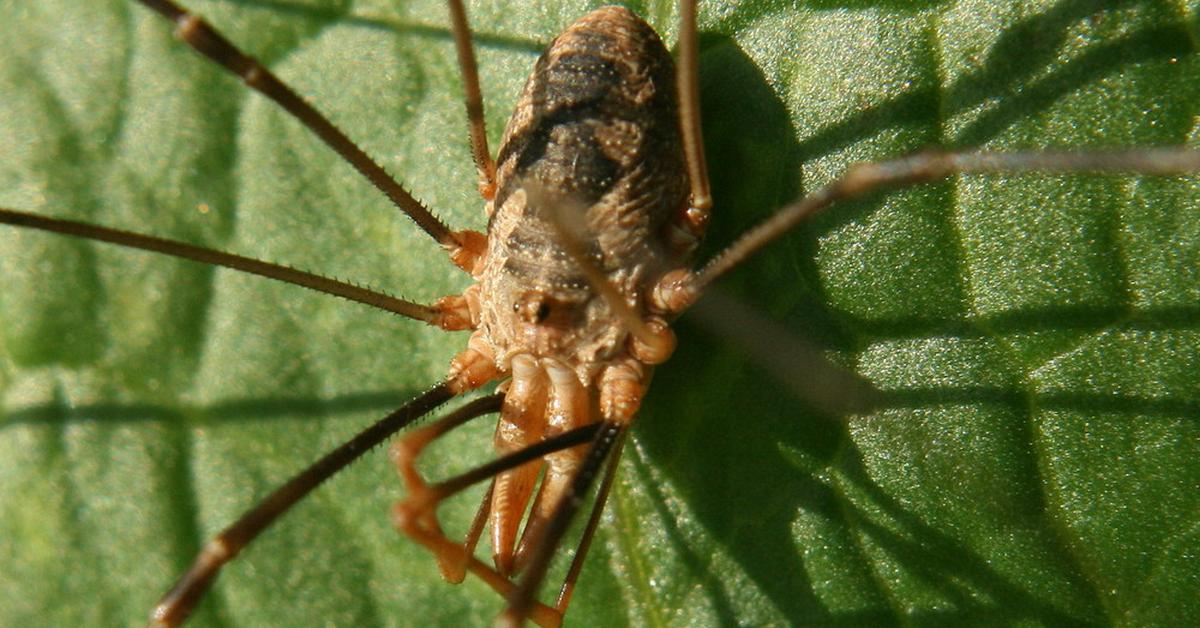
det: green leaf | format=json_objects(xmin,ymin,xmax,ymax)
[{"xmin": 1, "ymin": 0, "xmax": 1197, "ymax": 626}]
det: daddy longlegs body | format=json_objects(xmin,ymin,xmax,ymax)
[{"xmin": 2, "ymin": 0, "xmax": 1200, "ymax": 624}]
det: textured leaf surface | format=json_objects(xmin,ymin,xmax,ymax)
[{"xmin": 1, "ymin": 0, "xmax": 1197, "ymax": 626}]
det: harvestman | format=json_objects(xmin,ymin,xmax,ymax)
[{"xmin": 0, "ymin": 0, "xmax": 1197, "ymax": 626}]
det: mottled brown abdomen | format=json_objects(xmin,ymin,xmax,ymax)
[{"xmin": 478, "ymin": 6, "xmax": 689, "ymax": 372}]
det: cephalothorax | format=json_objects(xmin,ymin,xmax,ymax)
[{"xmin": 1, "ymin": 0, "xmax": 1197, "ymax": 626}]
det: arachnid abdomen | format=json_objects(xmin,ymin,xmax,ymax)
[{"xmin": 478, "ymin": 6, "xmax": 690, "ymax": 373}]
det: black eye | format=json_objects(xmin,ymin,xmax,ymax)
[{"xmin": 536, "ymin": 302, "xmax": 551, "ymax": 322}]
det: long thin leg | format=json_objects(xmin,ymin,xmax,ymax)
[
  {"xmin": 393, "ymin": 423, "xmax": 605, "ymax": 628},
  {"xmin": 0, "ymin": 207, "xmax": 438, "ymax": 322},
  {"xmin": 690, "ymin": 148, "xmax": 1200, "ymax": 296},
  {"xmin": 554, "ymin": 428, "xmax": 626, "ymax": 613},
  {"xmin": 133, "ymin": 0, "xmax": 463, "ymax": 249},
  {"xmin": 149, "ymin": 384, "xmax": 457, "ymax": 628},
  {"xmin": 677, "ymin": 0, "xmax": 711, "ymax": 215},
  {"xmin": 390, "ymin": 393, "xmax": 507, "ymax": 583},
  {"xmin": 447, "ymin": 0, "xmax": 497, "ymax": 200},
  {"xmin": 499, "ymin": 422, "xmax": 627, "ymax": 628},
  {"xmin": 406, "ymin": 423, "xmax": 603, "ymax": 508}
]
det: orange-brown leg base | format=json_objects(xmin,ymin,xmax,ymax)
[{"xmin": 389, "ymin": 418, "xmax": 564, "ymax": 628}]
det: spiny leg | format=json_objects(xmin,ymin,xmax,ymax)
[
  {"xmin": 446, "ymin": 0, "xmax": 497, "ymax": 200},
  {"xmin": 649, "ymin": 147, "xmax": 1200, "ymax": 313},
  {"xmin": 392, "ymin": 422, "xmax": 606, "ymax": 628},
  {"xmin": 0, "ymin": 208, "xmax": 439, "ymax": 323},
  {"xmin": 0, "ymin": 206, "xmax": 486, "ymax": 339},
  {"xmin": 132, "ymin": 0, "xmax": 485, "ymax": 264},
  {"xmin": 150, "ymin": 384, "xmax": 456, "ymax": 628}
]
